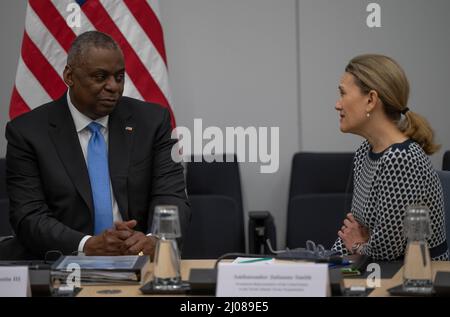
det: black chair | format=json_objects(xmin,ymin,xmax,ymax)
[
  {"xmin": 0, "ymin": 199, "xmax": 12, "ymax": 237},
  {"xmin": 436, "ymin": 170, "xmax": 450, "ymax": 254},
  {"xmin": 0, "ymin": 158, "xmax": 6, "ymax": 200},
  {"xmin": 0, "ymin": 159, "xmax": 11, "ymax": 237},
  {"xmin": 182, "ymin": 195, "xmax": 243, "ymax": 259},
  {"xmin": 182, "ymin": 155, "xmax": 245, "ymax": 258},
  {"xmin": 186, "ymin": 155, "xmax": 243, "ymax": 212},
  {"xmin": 286, "ymin": 152, "xmax": 354, "ymax": 249},
  {"xmin": 443, "ymin": 151, "xmax": 450, "ymax": 171}
]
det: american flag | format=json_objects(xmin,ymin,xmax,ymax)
[{"xmin": 9, "ymin": 0, "xmax": 175, "ymax": 126}]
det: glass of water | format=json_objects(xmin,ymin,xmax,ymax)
[
  {"xmin": 151, "ymin": 205, "xmax": 183, "ymax": 290},
  {"xmin": 402, "ymin": 205, "xmax": 433, "ymax": 294}
]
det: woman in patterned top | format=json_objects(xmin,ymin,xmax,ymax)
[{"xmin": 332, "ymin": 54, "xmax": 448, "ymax": 261}]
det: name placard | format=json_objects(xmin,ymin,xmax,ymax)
[
  {"xmin": 0, "ymin": 266, "xmax": 30, "ymax": 297},
  {"xmin": 216, "ymin": 262, "xmax": 329, "ymax": 297}
]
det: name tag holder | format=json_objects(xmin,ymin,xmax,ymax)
[
  {"xmin": 216, "ymin": 262, "xmax": 329, "ymax": 297},
  {"xmin": 0, "ymin": 266, "xmax": 31, "ymax": 297}
]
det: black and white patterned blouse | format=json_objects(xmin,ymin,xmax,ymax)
[{"xmin": 332, "ymin": 139, "xmax": 448, "ymax": 261}]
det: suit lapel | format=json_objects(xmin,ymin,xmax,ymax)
[
  {"xmin": 48, "ymin": 95, "xmax": 94, "ymax": 215},
  {"xmin": 108, "ymin": 99, "xmax": 134, "ymax": 221}
]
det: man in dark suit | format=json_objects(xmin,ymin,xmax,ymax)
[{"xmin": 2, "ymin": 31, "xmax": 190, "ymax": 259}]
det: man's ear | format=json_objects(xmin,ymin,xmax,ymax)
[
  {"xmin": 366, "ymin": 90, "xmax": 379, "ymax": 113},
  {"xmin": 63, "ymin": 65, "xmax": 74, "ymax": 87}
]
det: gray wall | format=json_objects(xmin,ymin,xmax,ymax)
[
  {"xmin": 299, "ymin": 0, "xmax": 450, "ymax": 168},
  {"xmin": 1, "ymin": 0, "xmax": 449, "ymax": 249},
  {"xmin": 160, "ymin": 0, "xmax": 299, "ymax": 248},
  {"xmin": 0, "ymin": 0, "xmax": 27, "ymax": 158}
]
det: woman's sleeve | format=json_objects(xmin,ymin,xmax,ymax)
[
  {"xmin": 332, "ymin": 237, "xmax": 350, "ymax": 255},
  {"xmin": 331, "ymin": 143, "xmax": 366, "ymax": 256},
  {"xmin": 361, "ymin": 150, "xmax": 423, "ymax": 260}
]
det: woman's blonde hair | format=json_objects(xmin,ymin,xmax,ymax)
[{"xmin": 345, "ymin": 54, "xmax": 440, "ymax": 155}]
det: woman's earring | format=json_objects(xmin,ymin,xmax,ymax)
[{"xmin": 366, "ymin": 112, "xmax": 371, "ymax": 118}]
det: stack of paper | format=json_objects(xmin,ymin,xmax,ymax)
[{"xmin": 51, "ymin": 255, "xmax": 150, "ymax": 285}]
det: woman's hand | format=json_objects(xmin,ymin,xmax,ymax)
[{"xmin": 338, "ymin": 213, "xmax": 370, "ymax": 252}]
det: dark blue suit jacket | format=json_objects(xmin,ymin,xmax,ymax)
[{"xmin": 3, "ymin": 93, "xmax": 190, "ymax": 259}]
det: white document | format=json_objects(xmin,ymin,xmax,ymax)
[
  {"xmin": 0, "ymin": 266, "xmax": 31, "ymax": 297},
  {"xmin": 232, "ymin": 257, "xmax": 275, "ymax": 265},
  {"xmin": 216, "ymin": 262, "xmax": 329, "ymax": 297}
]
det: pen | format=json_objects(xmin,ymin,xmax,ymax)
[{"xmin": 238, "ymin": 257, "xmax": 273, "ymax": 264}]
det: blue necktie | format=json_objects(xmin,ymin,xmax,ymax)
[{"xmin": 87, "ymin": 122, "xmax": 113, "ymax": 235}]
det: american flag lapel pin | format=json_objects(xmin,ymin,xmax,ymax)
[{"xmin": 125, "ymin": 126, "xmax": 133, "ymax": 132}]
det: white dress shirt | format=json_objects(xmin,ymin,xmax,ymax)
[{"xmin": 66, "ymin": 93, "xmax": 122, "ymax": 253}]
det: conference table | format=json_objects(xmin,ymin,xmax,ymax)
[{"xmin": 77, "ymin": 259, "xmax": 450, "ymax": 297}]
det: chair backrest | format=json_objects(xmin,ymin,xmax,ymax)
[
  {"xmin": 289, "ymin": 152, "xmax": 354, "ymax": 196},
  {"xmin": 443, "ymin": 151, "xmax": 450, "ymax": 171},
  {"xmin": 436, "ymin": 170, "xmax": 450, "ymax": 253},
  {"xmin": 183, "ymin": 155, "xmax": 245, "ymax": 258},
  {"xmin": 286, "ymin": 152, "xmax": 354, "ymax": 249},
  {"xmin": 186, "ymin": 154, "xmax": 243, "ymax": 210},
  {"xmin": 182, "ymin": 195, "xmax": 243, "ymax": 259},
  {"xmin": 0, "ymin": 158, "xmax": 6, "ymax": 200},
  {"xmin": 0, "ymin": 199, "xmax": 12, "ymax": 236}
]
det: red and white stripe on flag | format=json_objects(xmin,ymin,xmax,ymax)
[{"xmin": 9, "ymin": 0, "xmax": 175, "ymax": 127}]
